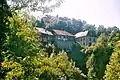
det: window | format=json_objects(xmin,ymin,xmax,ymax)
[
  {"xmin": 79, "ymin": 38, "xmax": 80, "ymax": 41},
  {"xmin": 89, "ymin": 37, "xmax": 91, "ymax": 41},
  {"xmin": 79, "ymin": 38, "xmax": 82, "ymax": 41},
  {"xmin": 83, "ymin": 42, "xmax": 85, "ymax": 45},
  {"xmin": 57, "ymin": 36, "xmax": 61, "ymax": 40},
  {"xmin": 63, "ymin": 36, "xmax": 66, "ymax": 38},
  {"xmin": 61, "ymin": 36, "xmax": 64, "ymax": 39},
  {"xmin": 83, "ymin": 38, "xmax": 85, "ymax": 41},
  {"xmin": 94, "ymin": 38, "xmax": 96, "ymax": 42},
  {"xmin": 89, "ymin": 43, "xmax": 92, "ymax": 46},
  {"xmin": 70, "ymin": 37, "xmax": 73, "ymax": 40}
]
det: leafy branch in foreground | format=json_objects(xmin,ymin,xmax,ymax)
[
  {"xmin": 3, "ymin": 14, "xmax": 40, "ymax": 58},
  {"xmin": 8, "ymin": 0, "xmax": 63, "ymax": 13}
]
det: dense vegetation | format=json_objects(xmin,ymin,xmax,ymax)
[
  {"xmin": 35, "ymin": 15, "xmax": 120, "ymax": 36},
  {"xmin": 104, "ymin": 41, "xmax": 120, "ymax": 80},
  {"xmin": 0, "ymin": 0, "xmax": 120, "ymax": 80}
]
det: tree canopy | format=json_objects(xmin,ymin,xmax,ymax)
[
  {"xmin": 8, "ymin": 0, "xmax": 63, "ymax": 13},
  {"xmin": 1, "ymin": 0, "xmax": 120, "ymax": 80},
  {"xmin": 104, "ymin": 41, "xmax": 120, "ymax": 80}
]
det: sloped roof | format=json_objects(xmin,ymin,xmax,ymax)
[
  {"xmin": 36, "ymin": 27, "xmax": 53, "ymax": 35},
  {"xmin": 75, "ymin": 31, "xmax": 88, "ymax": 38},
  {"xmin": 53, "ymin": 29, "xmax": 74, "ymax": 37}
]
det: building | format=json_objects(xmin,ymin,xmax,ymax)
[
  {"xmin": 36, "ymin": 27, "xmax": 76, "ymax": 50},
  {"xmin": 36, "ymin": 27, "xmax": 53, "ymax": 42},
  {"xmin": 75, "ymin": 31, "xmax": 97, "ymax": 46},
  {"xmin": 52, "ymin": 29, "xmax": 75, "ymax": 50},
  {"xmin": 36, "ymin": 27, "xmax": 97, "ymax": 49}
]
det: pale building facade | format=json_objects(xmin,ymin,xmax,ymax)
[
  {"xmin": 75, "ymin": 31, "xmax": 97, "ymax": 46},
  {"xmin": 52, "ymin": 29, "xmax": 75, "ymax": 50},
  {"xmin": 36, "ymin": 27, "xmax": 75, "ymax": 50}
]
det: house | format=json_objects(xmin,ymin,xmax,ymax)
[
  {"xmin": 36, "ymin": 27, "xmax": 53, "ymax": 42},
  {"xmin": 75, "ymin": 31, "xmax": 97, "ymax": 46},
  {"xmin": 52, "ymin": 29, "xmax": 75, "ymax": 50},
  {"xmin": 36, "ymin": 27, "xmax": 76, "ymax": 50}
]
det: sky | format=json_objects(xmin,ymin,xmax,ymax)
[
  {"xmin": 32, "ymin": 0, "xmax": 120, "ymax": 28},
  {"xmin": 49, "ymin": 0, "xmax": 120, "ymax": 27}
]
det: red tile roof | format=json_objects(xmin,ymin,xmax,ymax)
[{"xmin": 53, "ymin": 29, "xmax": 74, "ymax": 37}]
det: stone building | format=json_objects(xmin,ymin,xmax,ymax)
[{"xmin": 75, "ymin": 31, "xmax": 97, "ymax": 46}]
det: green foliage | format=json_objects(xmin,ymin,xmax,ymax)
[
  {"xmin": 4, "ymin": 14, "xmax": 40, "ymax": 57},
  {"xmin": 36, "ymin": 52, "xmax": 81, "ymax": 79},
  {"xmin": 0, "ymin": 12, "xmax": 41, "ymax": 79},
  {"xmin": 110, "ymin": 32, "xmax": 120, "ymax": 42},
  {"xmin": 0, "ymin": 0, "xmax": 87, "ymax": 80},
  {"xmin": 1, "ymin": 51, "xmax": 86, "ymax": 80},
  {"xmin": 0, "ymin": 0, "xmax": 11, "ymax": 53},
  {"xmin": 86, "ymin": 53, "xmax": 97, "ymax": 80},
  {"xmin": 83, "ymin": 24, "xmax": 96, "ymax": 37},
  {"xmin": 104, "ymin": 41, "xmax": 120, "ymax": 80},
  {"xmin": 86, "ymin": 34, "xmax": 113, "ymax": 80},
  {"xmin": 2, "ymin": 1, "xmax": 120, "ymax": 80},
  {"xmin": 9, "ymin": 0, "xmax": 63, "ymax": 13},
  {"xmin": 36, "ymin": 15, "xmax": 85, "ymax": 34},
  {"xmin": 2, "ymin": 60, "xmax": 24, "ymax": 80},
  {"xmin": 0, "ymin": 10, "xmax": 85, "ymax": 80},
  {"xmin": 97, "ymin": 25, "xmax": 106, "ymax": 36},
  {"xmin": 35, "ymin": 19, "xmax": 46, "ymax": 28},
  {"xmin": 36, "ymin": 15, "xmax": 120, "ymax": 36}
]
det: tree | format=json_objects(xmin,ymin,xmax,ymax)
[
  {"xmin": 86, "ymin": 53, "xmax": 97, "ymax": 80},
  {"xmin": 1, "ymin": 49, "xmax": 86, "ymax": 80},
  {"xmin": 53, "ymin": 20, "xmax": 67, "ymax": 30},
  {"xmin": 104, "ymin": 41, "xmax": 120, "ymax": 80},
  {"xmin": 111, "ymin": 26, "xmax": 120, "ymax": 33},
  {"xmin": 37, "ymin": 15, "xmax": 85, "ymax": 34},
  {"xmin": 0, "ymin": 13, "xmax": 41, "ymax": 79},
  {"xmin": 35, "ymin": 19, "xmax": 46, "ymax": 28},
  {"xmin": 0, "ymin": 11, "xmax": 86, "ymax": 80},
  {"xmin": 0, "ymin": 0, "xmax": 87, "ymax": 80},
  {"xmin": 96, "ymin": 25, "xmax": 106, "ymax": 36},
  {"xmin": 86, "ymin": 34, "xmax": 113, "ymax": 80},
  {"xmin": 106, "ymin": 27, "xmax": 113, "ymax": 35},
  {"xmin": 0, "ymin": 0, "xmax": 11, "ymax": 53},
  {"xmin": 4, "ymin": 14, "xmax": 40, "ymax": 58},
  {"xmin": 1, "ymin": 60, "xmax": 24, "ymax": 80},
  {"xmin": 110, "ymin": 32, "xmax": 120, "ymax": 42},
  {"xmin": 8, "ymin": 0, "xmax": 63, "ymax": 13}
]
